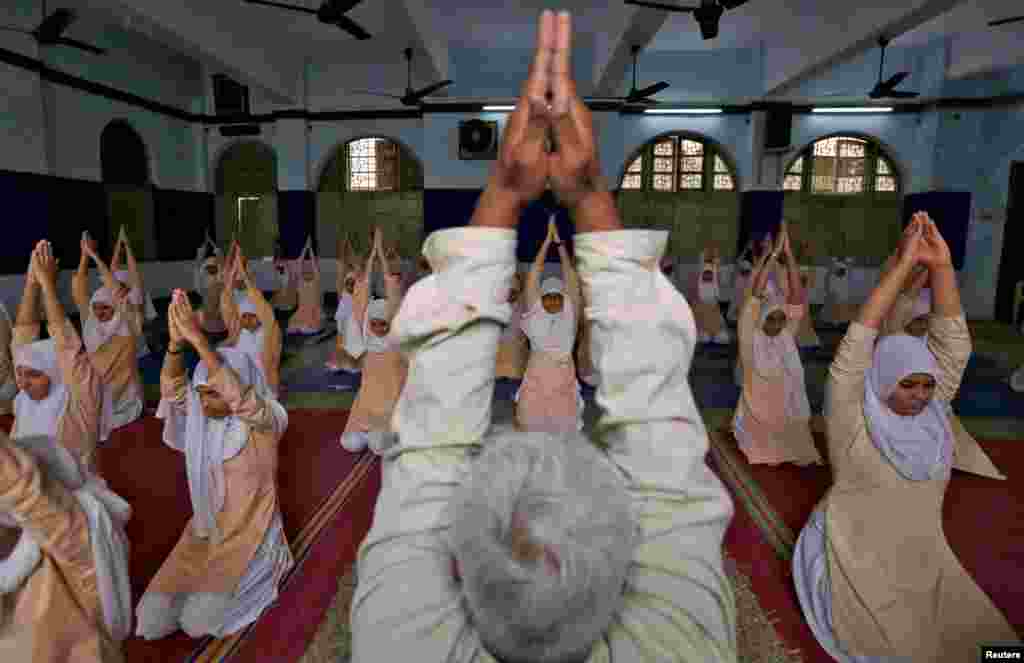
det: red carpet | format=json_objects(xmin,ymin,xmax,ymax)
[
  {"xmin": 0, "ymin": 408, "xmax": 370, "ymax": 662},
  {"xmin": 713, "ymin": 431, "xmax": 1024, "ymax": 636},
  {"xmin": 711, "ymin": 453, "xmax": 834, "ymax": 663}
]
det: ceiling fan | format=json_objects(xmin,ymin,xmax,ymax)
[
  {"xmin": 820, "ymin": 36, "xmax": 919, "ymax": 100},
  {"xmin": 0, "ymin": 7, "xmax": 105, "ymax": 55},
  {"xmin": 344, "ymin": 47, "xmax": 453, "ymax": 106},
  {"xmin": 603, "ymin": 45, "xmax": 670, "ymax": 104},
  {"xmin": 988, "ymin": 15, "xmax": 1024, "ymax": 27},
  {"xmin": 623, "ymin": 0, "xmax": 752, "ymax": 40},
  {"xmin": 243, "ymin": 0, "xmax": 371, "ymax": 40}
]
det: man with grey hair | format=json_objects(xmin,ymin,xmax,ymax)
[{"xmin": 350, "ymin": 9, "xmax": 737, "ymax": 663}]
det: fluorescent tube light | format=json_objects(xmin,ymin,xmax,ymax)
[
  {"xmin": 482, "ymin": 105, "xmax": 515, "ymax": 111},
  {"xmin": 643, "ymin": 108, "xmax": 722, "ymax": 114},
  {"xmin": 811, "ymin": 107, "xmax": 893, "ymax": 113}
]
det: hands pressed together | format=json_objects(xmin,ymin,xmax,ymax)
[{"xmin": 898, "ymin": 211, "xmax": 953, "ymax": 271}]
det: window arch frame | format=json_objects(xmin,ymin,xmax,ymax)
[
  {"xmin": 782, "ymin": 133, "xmax": 902, "ymax": 196},
  {"xmin": 212, "ymin": 139, "xmax": 278, "ymax": 196},
  {"xmin": 617, "ymin": 132, "xmax": 740, "ymax": 193}
]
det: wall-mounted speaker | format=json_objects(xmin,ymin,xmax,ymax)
[
  {"xmin": 459, "ymin": 119, "xmax": 498, "ymax": 160},
  {"xmin": 764, "ymin": 106, "xmax": 793, "ymax": 151},
  {"xmin": 212, "ymin": 74, "xmax": 250, "ymax": 116},
  {"xmin": 218, "ymin": 125, "xmax": 261, "ymax": 138}
]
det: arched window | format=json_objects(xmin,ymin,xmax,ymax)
[
  {"xmin": 783, "ymin": 135, "xmax": 899, "ymax": 194},
  {"xmin": 619, "ymin": 135, "xmax": 736, "ymax": 192}
]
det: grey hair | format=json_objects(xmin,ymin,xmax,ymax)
[{"xmin": 449, "ymin": 425, "xmax": 637, "ymax": 663}]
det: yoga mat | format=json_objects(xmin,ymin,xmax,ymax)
[
  {"xmin": 80, "ymin": 409, "xmax": 366, "ymax": 661},
  {"xmin": 711, "ymin": 430, "xmax": 1024, "ymax": 635},
  {"xmin": 285, "ymin": 365, "xmax": 362, "ymax": 394}
]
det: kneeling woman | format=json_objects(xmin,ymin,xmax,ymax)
[
  {"xmin": 339, "ymin": 229, "xmax": 408, "ymax": 453},
  {"xmin": 732, "ymin": 233, "xmax": 822, "ymax": 466},
  {"xmin": 73, "ymin": 237, "xmax": 144, "ymax": 439},
  {"xmin": 793, "ymin": 214, "xmax": 1018, "ymax": 662},
  {"xmin": 137, "ymin": 291, "xmax": 292, "ymax": 640},
  {"xmin": 516, "ymin": 220, "xmax": 584, "ymax": 434}
]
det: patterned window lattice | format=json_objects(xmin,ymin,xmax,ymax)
[
  {"xmin": 787, "ymin": 136, "xmax": 899, "ymax": 195},
  {"xmin": 348, "ymin": 137, "xmax": 399, "ymax": 191},
  {"xmin": 618, "ymin": 136, "xmax": 736, "ymax": 192}
]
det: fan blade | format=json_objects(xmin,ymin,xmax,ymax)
[
  {"xmin": 627, "ymin": 81, "xmax": 669, "ymax": 101},
  {"xmin": 624, "ymin": 0, "xmax": 697, "ymax": 12},
  {"xmin": 55, "ymin": 37, "xmax": 105, "ymax": 55},
  {"xmin": 34, "ymin": 9, "xmax": 75, "ymax": 42},
  {"xmin": 989, "ymin": 15, "xmax": 1024, "ymax": 27},
  {"xmin": 328, "ymin": 14, "xmax": 371, "ymax": 40},
  {"xmin": 343, "ymin": 90, "xmax": 403, "ymax": 99},
  {"xmin": 326, "ymin": 0, "xmax": 365, "ymax": 13},
  {"xmin": 407, "ymin": 80, "xmax": 453, "ymax": 100},
  {"xmin": 243, "ymin": 0, "xmax": 319, "ymax": 15},
  {"xmin": 698, "ymin": 17, "xmax": 720, "ymax": 40},
  {"xmin": 887, "ymin": 90, "xmax": 919, "ymax": 98},
  {"xmin": 881, "ymin": 71, "xmax": 910, "ymax": 89},
  {"xmin": 720, "ymin": 0, "xmax": 751, "ymax": 9}
]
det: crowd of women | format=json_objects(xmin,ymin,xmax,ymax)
[{"xmin": 0, "ymin": 176, "xmax": 1019, "ymax": 662}]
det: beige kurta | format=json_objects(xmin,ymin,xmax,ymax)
[
  {"xmin": 146, "ymin": 362, "xmax": 285, "ymax": 596},
  {"xmin": 11, "ymin": 323, "xmax": 103, "ymax": 474},
  {"xmin": 270, "ymin": 261, "xmax": 298, "ymax": 311},
  {"xmin": 732, "ymin": 295, "xmax": 822, "ymax": 466},
  {"xmin": 86, "ymin": 333, "xmax": 141, "ymax": 423},
  {"xmin": 0, "ymin": 442, "xmax": 123, "ymax": 663},
  {"xmin": 821, "ymin": 318, "xmax": 1017, "ymax": 660}
]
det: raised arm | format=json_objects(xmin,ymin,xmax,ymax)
[
  {"xmin": 554, "ymin": 223, "xmax": 581, "ymax": 314},
  {"xmin": 16, "ymin": 259, "xmax": 41, "ymax": 333},
  {"xmin": 919, "ymin": 217, "xmax": 969, "ymax": 403},
  {"xmin": 220, "ymin": 252, "xmax": 243, "ymax": 342},
  {"xmin": 121, "ymin": 232, "xmax": 144, "ymax": 294},
  {"xmin": 239, "ymin": 257, "xmax": 283, "ymax": 387},
  {"xmin": 110, "ymin": 232, "xmax": 125, "ymax": 275},
  {"xmin": 525, "ymin": 225, "xmax": 554, "ymax": 310},
  {"xmin": 72, "ymin": 237, "xmax": 92, "ymax": 317}
]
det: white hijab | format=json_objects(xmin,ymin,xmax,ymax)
[
  {"xmin": 751, "ymin": 298, "xmax": 811, "ymax": 420},
  {"xmin": 165, "ymin": 348, "xmax": 270, "ymax": 541},
  {"xmin": 232, "ymin": 294, "xmax": 266, "ymax": 363},
  {"xmin": 864, "ymin": 335, "xmax": 953, "ymax": 481},
  {"xmin": 362, "ymin": 298, "xmax": 392, "ymax": 354},
  {"xmin": 335, "ymin": 273, "xmax": 354, "ymax": 325},
  {"xmin": 83, "ymin": 287, "xmax": 133, "ymax": 354},
  {"xmin": 522, "ymin": 277, "xmax": 576, "ymax": 357},
  {"xmin": 11, "ymin": 339, "xmax": 69, "ymax": 441}
]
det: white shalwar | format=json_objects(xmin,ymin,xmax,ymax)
[{"xmin": 348, "ymin": 227, "xmax": 737, "ymax": 663}]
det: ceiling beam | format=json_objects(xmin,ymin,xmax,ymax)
[
  {"xmin": 592, "ymin": 6, "xmax": 672, "ymax": 96},
  {"xmin": 763, "ymin": 0, "xmax": 966, "ymax": 98},
  {"xmin": 83, "ymin": 0, "xmax": 299, "ymax": 104},
  {"xmin": 400, "ymin": 0, "xmax": 449, "ymax": 86}
]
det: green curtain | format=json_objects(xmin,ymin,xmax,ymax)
[
  {"xmin": 317, "ymin": 191, "xmax": 423, "ymax": 259},
  {"xmin": 107, "ymin": 187, "xmax": 157, "ymax": 261},
  {"xmin": 783, "ymin": 192, "xmax": 902, "ymax": 265},
  {"xmin": 617, "ymin": 190, "xmax": 740, "ymax": 260},
  {"xmin": 215, "ymin": 193, "xmax": 279, "ymax": 258}
]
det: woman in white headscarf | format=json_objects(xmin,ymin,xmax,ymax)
[
  {"xmin": 12, "ymin": 240, "xmax": 105, "ymax": 476},
  {"xmin": 220, "ymin": 247, "xmax": 283, "ymax": 397},
  {"xmin": 0, "ymin": 300, "xmax": 15, "ymax": 416},
  {"xmin": 793, "ymin": 214, "xmax": 1017, "ymax": 662},
  {"xmin": 688, "ymin": 245, "xmax": 731, "ymax": 344},
  {"xmin": 194, "ymin": 237, "xmax": 227, "ymax": 336},
  {"xmin": 286, "ymin": 237, "xmax": 325, "ymax": 335},
  {"xmin": 326, "ymin": 237, "xmax": 362, "ymax": 374},
  {"xmin": 72, "ymin": 236, "xmax": 144, "ymax": 439},
  {"xmin": 516, "ymin": 219, "xmax": 584, "ymax": 434},
  {"xmin": 110, "ymin": 228, "xmax": 157, "ymax": 357},
  {"xmin": 339, "ymin": 229, "xmax": 408, "ymax": 454},
  {"xmin": 137, "ymin": 291, "xmax": 292, "ymax": 640},
  {"xmin": 0, "ymin": 429, "xmax": 133, "ymax": 662},
  {"xmin": 732, "ymin": 232, "xmax": 822, "ymax": 466}
]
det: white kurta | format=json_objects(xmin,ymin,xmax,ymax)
[{"xmin": 349, "ymin": 227, "xmax": 738, "ymax": 663}]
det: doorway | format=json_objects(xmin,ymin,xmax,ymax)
[{"xmin": 994, "ymin": 162, "xmax": 1024, "ymax": 326}]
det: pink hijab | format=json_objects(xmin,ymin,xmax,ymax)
[{"xmin": 751, "ymin": 296, "xmax": 811, "ymax": 420}]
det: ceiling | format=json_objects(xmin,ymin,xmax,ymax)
[{"xmin": 29, "ymin": 0, "xmax": 1024, "ymax": 105}]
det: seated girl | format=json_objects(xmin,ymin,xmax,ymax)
[
  {"xmin": 220, "ymin": 246, "xmax": 283, "ymax": 398},
  {"xmin": 287, "ymin": 238, "xmax": 325, "ymax": 335},
  {"xmin": 792, "ymin": 213, "xmax": 1017, "ymax": 662},
  {"xmin": 732, "ymin": 232, "xmax": 822, "ymax": 466},
  {"xmin": 688, "ymin": 245, "xmax": 731, "ymax": 344},
  {"xmin": 326, "ymin": 237, "xmax": 363, "ymax": 374}
]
